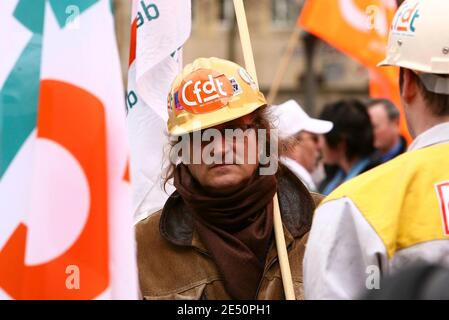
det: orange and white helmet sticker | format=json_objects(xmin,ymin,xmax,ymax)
[{"xmin": 177, "ymin": 69, "xmax": 234, "ymax": 114}]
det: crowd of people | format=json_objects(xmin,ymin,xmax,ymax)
[
  {"xmin": 276, "ymin": 97, "xmax": 407, "ymax": 197},
  {"xmin": 135, "ymin": 0, "xmax": 449, "ymax": 300}
]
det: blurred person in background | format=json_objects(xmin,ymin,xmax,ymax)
[
  {"xmin": 367, "ymin": 98, "xmax": 407, "ymax": 164},
  {"xmin": 304, "ymin": 0, "xmax": 449, "ymax": 299},
  {"xmin": 317, "ymin": 99, "xmax": 379, "ymax": 195},
  {"xmin": 273, "ymin": 100, "xmax": 333, "ymax": 192}
]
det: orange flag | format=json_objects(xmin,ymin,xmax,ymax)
[{"xmin": 299, "ymin": 0, "xmax": 411, "ymax": 142}]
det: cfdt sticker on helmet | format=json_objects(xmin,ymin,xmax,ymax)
[
  {"xmin": 391, "ymin": 0, "xmax": 420, "ymax": 36},
  {"xmin": 435, "ymin": 181, "xmax": 449, "ymax": 236},
  {"xmin": 178, "ymin": 69, "xmax": 234, "ymax": 114}
]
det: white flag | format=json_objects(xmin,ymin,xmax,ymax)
[{"xmin": 127, "ymin": 0, "xmax": 192, "ymax": 222}]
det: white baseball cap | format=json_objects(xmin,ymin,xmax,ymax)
[{"xmin": 272, "ymin": 100, "xmax": 333, "ymax": 139}]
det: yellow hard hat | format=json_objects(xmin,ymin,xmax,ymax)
[
  {"xmin": 378, "ymin": 0, "xmax": 449, "ymax": 93},
  {"xmin": 167, "ymin": 57, "xmax": 267, "ymax": 136}
]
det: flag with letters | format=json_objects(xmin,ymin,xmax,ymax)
[
  {"xmin": 127, "ymin": 0, "xmax": 191, "ymax": 222},
  {"xmin": 0, "ymin": 0, "xmax": 137, "ymax": 299},
  {"xmin": 299, "ymin": 0, "xmax": 411, "ymax": 142}
]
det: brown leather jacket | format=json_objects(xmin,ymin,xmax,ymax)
[{"xmin": 135, "ymin": 168, "xmax": 323, "ymax": 300}]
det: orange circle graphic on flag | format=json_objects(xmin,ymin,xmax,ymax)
[
  {"xmin": 0, "ymin": 80, "xmax": 109, "ymax": 300},
  {"xmin": 178, "ymin": 69, "xmax": 234, "ymax": 114}
]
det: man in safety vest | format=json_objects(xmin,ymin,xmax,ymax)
[{"xmin": 304, "ymin": 0, "xmax": 449, "ymax": 299}]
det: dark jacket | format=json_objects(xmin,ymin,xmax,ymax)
[
  {"xmin": 135, "ymin": 168, "xmax": 323, "ymax": 300},
  {"xmin": 372, "ymin": 135, "xmax": 408, "ymax": 165}
]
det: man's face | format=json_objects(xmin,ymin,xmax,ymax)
[
  {"xmin": 318, "ymin": 135, "xmax": 341, "ymax": 165},
  {"xmin": 186, "ymin": 115, "xmax": 259, "ymax": 195},
  {"xmin": 368, "ymin": 104, "xmax": 400, "ymax": 154},
  {"xmin": 290, "ymin": 132, "xmax": 320, "ymax": 173}
]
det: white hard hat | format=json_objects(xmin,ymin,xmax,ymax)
[
  {"xmin": 271, "ymin": 100, "xmax": 333, "ymax": 139},
  {"xmin": 378, "ymin": 0, "xmax": 449, "ymax": 94}
]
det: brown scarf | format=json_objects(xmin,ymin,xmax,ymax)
[{"xmin": 174, "ymin": 164, "xmax": 277, "ymax": 300}]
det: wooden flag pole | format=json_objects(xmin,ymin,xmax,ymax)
[
  {"xmin": 233, "ymin": 0, "xmax": 296, "ymax": 300},
  {"xmin": 272, "ymin": 193, "xmax": 296, "ymax": 300},
  {"xmin": 267, "ymin": 27, "xmax": 301, "ymax": 104},
  {"xmin": 232, "ymin": 0, "xmax": 258, "ymax": 85}
]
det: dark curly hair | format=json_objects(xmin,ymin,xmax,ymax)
[{"xmin": 319, "ymin": 99, "xmax": 375, "ymax": 161}]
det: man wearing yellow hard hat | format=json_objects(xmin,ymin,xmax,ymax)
[
  {"xmin": 135, "ymin": 57, "xmax": 322, "ymax": 299},
  {"xmin": 304, "ymin": 0, "xmax": 449, "ymax": 299}
]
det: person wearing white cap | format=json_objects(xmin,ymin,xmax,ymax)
[{"xmin": 272, "ymin": 100, "xmax": 333, "ymax": 192}]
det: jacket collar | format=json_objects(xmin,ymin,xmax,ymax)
[
  {"xmin": 159, "ymin": 165, "xmax": 316, "ymax": 249},
  {"xmin": 280, "ymin": 156, "xmax": 317, "ymax": 192},
  {"xmin": 409, "ymin": 121, "xmax": 449, "ymax": 152}
]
